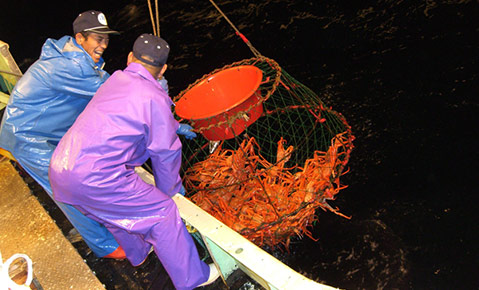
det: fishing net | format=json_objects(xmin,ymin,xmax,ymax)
[{"xmin": 173, "ymin": 56, "xmax": 354, "ymax": 249}]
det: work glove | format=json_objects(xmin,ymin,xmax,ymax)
[
  {"xmin": 179, "ymin": 184, "xmax": 186, "ymax": 196},
  {"xmin": 176, "ymin": 124, "xmax": 197, "ymax": 140},
  {"xmin": 158, "ymin": 77, "xmax": 169, "ymax": 94}
]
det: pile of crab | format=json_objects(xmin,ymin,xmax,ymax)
[{"xmin": 184, "ymin": 132, "xmax": 350, "ymax": 248}]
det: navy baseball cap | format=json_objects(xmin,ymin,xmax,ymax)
[
  {"xmin": 133, "ymin": 34, "xmax": 170, "ymax": 67},
  {"xmin": 73, "ymin": 10, "xmax": 119, "ymax": 35}
]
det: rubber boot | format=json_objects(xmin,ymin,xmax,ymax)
[{"xmin": 103, "ymin": 246, "xmax": 126, "ymax": 259}]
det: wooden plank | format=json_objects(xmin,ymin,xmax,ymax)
[{"xmin": 0, "ymin": 159, "xmax": 105, "ymax": 290}]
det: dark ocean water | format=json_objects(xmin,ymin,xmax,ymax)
[{"xmin": 1, "ymin": 0, "xmax": 478, "ymax": 289}]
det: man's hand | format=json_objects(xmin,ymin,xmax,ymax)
[
  {"xmin": 157, "ymin": 77, "xmax": 169, "ymax": 94},
  {"xmin": 176, "ymin": 124, "xmax": 197, "ymax": 140}
]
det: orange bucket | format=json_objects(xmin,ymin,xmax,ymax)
[{"xmin": 175, "ymin": 65, "xmax": 264, "ymax": 140}]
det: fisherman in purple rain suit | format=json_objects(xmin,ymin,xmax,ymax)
[{"xmin": 49, "ymin": 34, "xmax": 220, "ymax": 289}]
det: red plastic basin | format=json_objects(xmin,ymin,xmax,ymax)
[{"xmin": 175, "ymin": 65, "xmax": 264, "ymax": 140}]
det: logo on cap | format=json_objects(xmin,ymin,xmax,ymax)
[{"xmin": 98, "ymin": 13, "xmax": 107, "ymax": 25}]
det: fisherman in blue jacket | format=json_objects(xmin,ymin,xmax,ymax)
[{"xmin": 0, "ymin": 10, "xmax": 125, "ymax": 259}]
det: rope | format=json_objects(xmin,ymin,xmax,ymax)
[
  {"xmin": 208, "ymin": 0, "xmax": 262, "ymax": 58},
  {"xmin": 155, "ymin": 0, "xmax": 160, "ymax": 36},
  {"xmin": 147, "ymin": 0, "xmax": 160, "ymax": 36},
  {"xmin": 147, "ymin": 0, "xmax": 156, "ymax": 35}
]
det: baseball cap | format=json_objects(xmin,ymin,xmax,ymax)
[
  {"xmin": 73, "ymin": 10, "xmax": 120, "ymax": 35},
  {"xmin": 133, "ymin": 34, "xmax": 170, "ymax": 67}
]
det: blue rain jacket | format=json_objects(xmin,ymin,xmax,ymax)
[
  {"xmin": 49, "ymin": 62, "xmax": 209, "ymax": 289},
  {"xmin": 0, "ymin": 36, "xmax": 108, "ymax": 188},
  {"xmin": 0, "ymin": 36, "xmax": 120, "ymax": 257}
]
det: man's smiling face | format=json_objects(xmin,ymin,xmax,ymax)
[{"xmin": 78, "ymin": 32, "xmax": 109, "ymax": 63}]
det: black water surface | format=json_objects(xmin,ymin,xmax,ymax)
[{"xmin": 1, "ymin": 0, "xmax": 478, "ymax": 289}]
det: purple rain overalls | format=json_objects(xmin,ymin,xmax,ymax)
[{"xmin": 49, "ymin": 62, "xmax": 209, "ymax": 289}]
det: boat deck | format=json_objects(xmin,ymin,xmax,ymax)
[
  {"xmin": 0, "ymin": 156, "xmax": 329, "ymax": 289},
  {"xmin": 0, "ymin": 158, "xmax": 105, "ymax": 289}
]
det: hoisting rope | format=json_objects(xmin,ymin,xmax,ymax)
[
  {"xmin": 208, "ymin": 0, "xmax": 262, "ymax": 58},
  {"xmin": 147, "ymin": 0, "xmax": 160, "ymax": 36}
]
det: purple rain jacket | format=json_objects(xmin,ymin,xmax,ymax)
[{"xmin": 49, "ymin": 62, "xmax": 209, "ymax": 289}]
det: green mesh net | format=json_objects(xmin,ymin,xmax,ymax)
[{"xmin": 174, "ymin": 56, "xmax": 354, "ymax": 248}]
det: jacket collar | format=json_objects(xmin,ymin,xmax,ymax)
[{"xmin": 125, "ymin": 62, "xmax": 161, "ymax": 86}]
